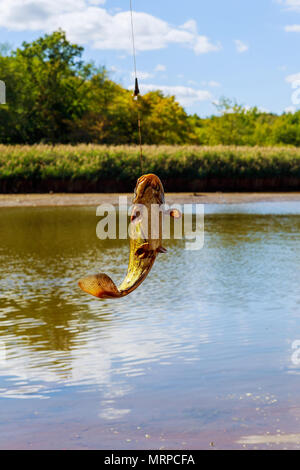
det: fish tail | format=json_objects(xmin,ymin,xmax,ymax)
[{"xmin": 78, "ymin": 273, "xmax": 122, "ymax": 299}]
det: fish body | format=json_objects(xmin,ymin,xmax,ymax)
[{"xmin": 78, "ymin": 174, "xmax": 174, "ymax": 299}]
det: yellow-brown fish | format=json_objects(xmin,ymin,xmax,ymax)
[{"xmin": 78, "ymin": 174, "xmax": 180, "ymax": 299}]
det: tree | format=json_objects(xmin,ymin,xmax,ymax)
[
  {"xmin": 1, "ymin": 31, "xmax": 300, "ymax": 146},
  {"xmin": 0, "ymin": 31, "xmax": 95, "ymax": 143},
  {"xmin": 140, "ymin": 91, "xmax": 195, "ymax": 145}
]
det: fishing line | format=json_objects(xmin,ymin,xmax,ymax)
[{"xmin": 130, "ymin": 0, "xmax": 144, "ymax": 174}]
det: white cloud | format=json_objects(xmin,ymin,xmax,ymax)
[
  {"xmin": 0, "ymin": 1, "xmax": 107, "ymax": 30},
  {"xmin": 286, "ymin": 72, "xmax": 300, "ymax": 86},
  {"xmin": 278, "ymin": 1, "xmax": 300, "ymax": 30},
  {"xmin": 109, "ymin": 65, "xmax": 119, "ymax": 73},
  {"xmin": 0, "ymin": 1, "xmax": 221, "ymax": 55},
  {"xmin": 285, "ymin": 24, "xmax": 300, "ymax": 32},
  {"xmin": 234, "ymin": 39, "xmax": 249, "ymax": 53},
  {"xmin": 244, "ymin": 104, "xmax": 270, "ymax": 113},
  {"xmin": 180, "ymin": 19, "xmax": 198, "ymax": 34},
  {"xmin": 139, "ymin": 84, "xmax": 213, "ymax": 107},
  {"xmin": 207, "ymin": 80, "xmax": 221, "ymax": 88},
  {"xmin": 201, "ymin": 80, "xmax": 221, "ymax": 87},
  {"xmin": 285, "ymin": 105, "xmax": 297, "ymax": 113},
  {"xmin": 188, "ymin": 80, "xmax": 198, "ymax": 86},
  {"xmin": 285, "ymin": 73, "xmax": 300, "ymax": 107},
  {"xmin": 278, "ymin": 0, "xmax": 300, "ymax": 11},
  {"xmin": 155, "ymin": 64, "xmax": 166, "ymax": 72},
  {"xmin": 257, "ymin": 106, "xmax": 270, "ymax": 113},
  {"xmin": 130, "ymin": 70, "xmax": 153, "ymax": 80},
  {"xmin": 194, "ymin": 36, "xmax": 221, "ymax": 54}
]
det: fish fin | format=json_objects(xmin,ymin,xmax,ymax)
[
  {"xmin": 135, "ymin": 243, "xmax": 152, "ymax": 259},
  {"xmin": 157, "ymin": 246, "xmax": 167, "ymax": 254},
  {"xmin": 78, "ymin": 273, "xmax": 121, "ymax": 299}
]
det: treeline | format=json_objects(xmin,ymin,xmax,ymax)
[{"xmin": 0, "ymin": 30, "xmax": 300, "ymax": 146}]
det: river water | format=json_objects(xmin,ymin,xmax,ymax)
[{"xmin": 0, "ymin": 203, "xmax": 300, "ymax": 449}]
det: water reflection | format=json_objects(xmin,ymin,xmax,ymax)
[
  {"xmin": 0, "ymin": 204, "xmax": 300, "ymax": 445},
  {"xmin": 0, "ymin": 208, "xmax": 194, "ymax": 403}
]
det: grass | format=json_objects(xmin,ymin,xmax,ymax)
[{"xmin": 1, "ymin": 144, "xmax": 300, "ymax": 192}]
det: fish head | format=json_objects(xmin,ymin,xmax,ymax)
[{"xmin": 133, "ymin": 173, "xmax": 165, "ymax": 205}]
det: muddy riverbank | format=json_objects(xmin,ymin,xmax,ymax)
[{"xmin": 1, "ymin": 192, "xmax": 300, "ymax": 207}]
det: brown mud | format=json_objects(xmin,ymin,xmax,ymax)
[{"xmin": 1, "ymin": 191, "xmax": 300, "ymax": 207}]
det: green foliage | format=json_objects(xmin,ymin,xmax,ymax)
[
  {"xmin": 191, "ymin": 99, "xmax": 300, "ymax": 147},
  {"xmin": 1, "ymin": 144, "xmax": 300, "ymax": 182},
  {"xmin": 0, "ymin": 31, "xmax": 195, "ymax": 145},
  {"xmin": 2, "ymin": 33, "xmax": 300, "ymax": 192},
  {"xmin": 1, "ymin": 31, "xmax": 300, "ymax": 146}
]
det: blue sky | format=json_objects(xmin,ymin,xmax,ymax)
[{"xmin": 0, "ymin": 0, "xmax": 300, "ymax": 116}]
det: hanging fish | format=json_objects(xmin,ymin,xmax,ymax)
[{"xmin": 78, "ymin": 174, "xmax": 180, "ymax": 299}]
